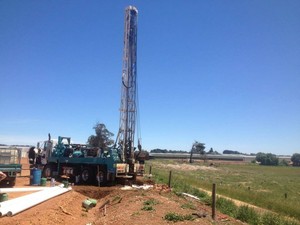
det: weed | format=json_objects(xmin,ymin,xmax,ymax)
[
  {"xmin": 143, "ymin": 198, "xmax": 159, "ymax": 206},
  {"xmin": 164, "ymin": 212, "xmax": 194, "ymax": 222},
  {"xmin": 181, "ymin": 202, "xmax": 196, "ymax": 210},
  {"xmin": 236, "ymin": 205, "xmax": 260, "ymax": 225},
  {"xmin": 141, "ymin": 198, "xmax": 159, "ymax": 211},
  {"xmin": 131, "ymin": 211, "xmax": 140, "ymax": 216},
  {"xmin": 141, "ymin": 205, "xmax": 154, "ymax": 211},
  {"xmin": 216, "ymin": 197, "xmax": 237, "ymax": 217},
  {"xmin": 260, "ymin": 212, "xmax": 282, "ymax": 225}
]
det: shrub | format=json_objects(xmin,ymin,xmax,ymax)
[
  {"xmin": 279, "ymin": 159, "xmax": 289, "ymax": 166},
  {"xmin": 260, "ymin": 212, "xmax": 282, "ymax": 225},
  {"xmin": 216, "ymin": 197, "xmax": 238, "ymax": 217},
  {"xmin": 141, "ymin": 198, "xmax": 159, "ymax": 211},
  {"xmin": 291, "ymin": 153, "xmax": 300, "ymax": 166},
  {"xmin": 236, "ymin": 205, "xmax": 260, "ymax": 225},
  {"xmin": 256, "ymin": 152, "xmax": 279, "ymax": 166},
  {"xmin": 164, "ymin": 212, "xmax": 194, "ymax": 222}
]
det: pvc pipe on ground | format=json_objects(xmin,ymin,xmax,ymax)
[
  {"xmin": 182, "ymin": 192, "xmax": 201, "ymax": 201},
  {"xmin": 0, "ymin": 185, "xmax": 65, "ymax": 217},
  {"xmin": 7, "ymin": 186, "xmax": 71, "ymax": 217},
  {"xmin": 0, "ymin": 185, "xmax": 63, "ymax": 208},
  {"xmin": 0, "ymin": 187, "xmax": 52, "ymax": 193}
]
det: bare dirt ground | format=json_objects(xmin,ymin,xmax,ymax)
[{"xmin": 0, "ymin": 159, "xmax": 245, "ymax": 225}]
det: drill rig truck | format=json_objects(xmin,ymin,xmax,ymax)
[{"xmin": 41, "ymin": 6, "xmax": 143, "ymax": 185}]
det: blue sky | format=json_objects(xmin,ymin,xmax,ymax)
[{"xmin": 0, "ymin": 1, "xmax": 299, "ymax": 155}]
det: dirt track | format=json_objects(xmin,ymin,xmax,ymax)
[{"xmin": 0, "ymin": 159, "xmax": 244, "ymax": 225}]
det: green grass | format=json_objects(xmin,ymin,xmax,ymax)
[
  {"xmin": 141, "ymin": 198, "xmax": 159, "ymax": 211},
  {"xmin": 164, "ymin": 212, "xmax": 194, "ymax": 222},
  {"xmin": 181, "ymin": 202, "xmax": 197, "ymax": 210},
  {"xmin": 147, "ymin": 159, "xmax": 300, "ymax": 221}
]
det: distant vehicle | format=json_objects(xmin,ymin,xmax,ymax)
[{"xmin": 0, "ymin": 147, "xmax": 22, "ymax": 187}]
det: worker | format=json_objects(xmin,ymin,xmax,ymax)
[
  {"xmin": 0, "ymin": 171, "xmax": 7, "ymax": 182},
  {"xmin": 28, "ymin": 146, "xmax": 36, "ymax": 167},
  {"xmin": 35, "ymin": 148, "xmax": 42, "ymax": 166}
]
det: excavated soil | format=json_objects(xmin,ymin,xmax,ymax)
[{"xmin": 0, "ymin": 159, "xmax": 244, "ymax": 225}]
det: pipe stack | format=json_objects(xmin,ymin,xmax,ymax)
[{"xmin": 0, "ymin": 185, "xmax": 71, "ymax": 217}]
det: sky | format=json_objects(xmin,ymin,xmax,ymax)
[{"xmin": 0, "ymin": 1, "xmax": 299, "ymax": 155}]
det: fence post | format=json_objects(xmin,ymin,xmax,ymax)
[
  {"xmin": 168, "ymin": 171, "xmax": 172, "ymax": 188},
  {"xmin": 212, "ymin": 183, "xmax": 216, "ymax": 220},
  {"xmin": 149, "ymin": 165, "xmax": 152, "ymax": 174}
]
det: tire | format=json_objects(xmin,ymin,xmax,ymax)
[
  {"xmin": 80, "ymin": 168, "xmax": 93, "ymax": 184},
  {"xmin": 9, "ymin": 178, "xmax": 16, "ymax": 187},
  {"xmin": 43, "ymin": 164, "xmax": 55, "ymax": 178},
  {"xmin": 96, "ymin": 169, "xmax": 107, "ymax": 186},
  {"xmin": 0, "ymin": 177, "xmax": 15, "ymax": 187}
]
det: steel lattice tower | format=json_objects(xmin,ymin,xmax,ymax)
[{"xmin": 116, "ymin": 6, "xmax": 138, "ymax": 170}]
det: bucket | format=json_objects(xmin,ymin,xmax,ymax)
[
  {"xmin": 40, "ymin": 177, "xmax": 47, "ymax": 186},
  {"xmin": 0, "ymin": 193, "xmax": 8, "ymax": 202},
  {"xmin": 87, "ymin": 198, "xmax": 97, "ymax": 206},
  {"xmin": 82, "ymin": 199, "xmax": 94, "ymax": 209},
  {"xmin": 62, "ymin": 180, "xmax": 69, "ymax": 188},
  {"xmin": 30, "ymin": 168, "xmax": 42, "ymax": 186}
]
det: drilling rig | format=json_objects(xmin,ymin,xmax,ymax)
[
  {"xmin": 40, "ymin": 6, "xmax": 142, "ymax": 185},
  {"xmin": 115, "ymin": 5, "xmax": 141, "ymax": 176}
]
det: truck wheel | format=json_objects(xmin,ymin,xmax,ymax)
[
  {"xmin": 9, "ymin": 178, "xmax": 16, "ymax": 187},
  {"xmin": 96, "ymin": 170, "xmax": 107, "ymax": 186},
  {"xmin": 80, "ymin": 168, "xmax": 92, "ymax": 184},
  {"xmin": 43, "ymin": 165, "xmax": 55, "ymax": 178}
]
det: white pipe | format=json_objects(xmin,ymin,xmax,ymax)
[
  {"xmin": 182, "ymin": 192, "xmax": 201, "ymax": 201},
  {"xmin": 0, "ymin": 185, "xmax": 63, "ymax": 208},
  {"xmin": 0, "ymin": 187, "xmax": 52, "ymax": 193},
  {"xmin": 7, "ymin": 186, "xmax": 71, "ymax": 216},
  {"xmin": 0, "ymin": 185, "xmax": 64, "ymax": 216}
]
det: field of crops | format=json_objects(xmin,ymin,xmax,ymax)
[{"xmin": 146, "ymin": 159, "xmax": 300, "ymax": 222}]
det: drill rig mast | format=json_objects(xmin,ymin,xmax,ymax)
[{"xmin": 115, "ymin": 6, "xmax": 140, "ymax": 174}]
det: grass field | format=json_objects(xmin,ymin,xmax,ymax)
[{"xmin": 146, "ymin": 159, "xmax": 300, "ymax": 222}]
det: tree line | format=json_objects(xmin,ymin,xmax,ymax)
[{"xmin": 86, "ymin": 123, "xmax": 300, "ymax": 167}]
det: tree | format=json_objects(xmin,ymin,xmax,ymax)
[
  {"xmin": 87, "ymin": 123, "xmax": 114, "ymax": 148},
  {"xmin": 291, "ymin": 153, "xmax": 300, "ymax": 166},
  {"xmin": 255, "ymin": 152, "xmax": 279, "ymax": 166},
  {"xmin": 189, "ymin": 141, "xmax": 206, "ymax": 163},
  {"xmin": 208, "ymin": 148, "xmax": 214, "ymax": 154}
]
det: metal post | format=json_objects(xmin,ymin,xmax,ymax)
[
  {"xmin": 212, "ymin": 183, "xmax": 216, "ymax": 220},
  {"xmin": 149, "ymin": 165, "xmax": 152, "ymax": 174},
  {"xmin": 168, "ymin": 171, "xmax": 172, "ymax": 188}
]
